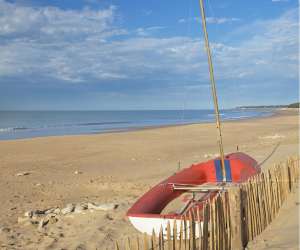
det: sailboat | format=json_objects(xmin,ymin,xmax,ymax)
[{"xmin": 127, "ymin": 0, "xmax": 260, "ymax": 235}]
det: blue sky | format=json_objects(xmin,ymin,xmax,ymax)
[{"xmin": 0, "ymin": 0, "xmax": 298, "ymax": 110}]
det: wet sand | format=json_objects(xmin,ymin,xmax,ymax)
[{"xmin": 0, "ymin": 109, "xmax": 298, "ymax": 249}]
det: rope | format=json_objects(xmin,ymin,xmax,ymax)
[{"xmin": 257, "ymin": 142, "xmax": 281, "ymax": 168}]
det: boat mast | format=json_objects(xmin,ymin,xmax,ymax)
[{"xmin": 198, "ymin": 0, "xmax": 227, "ymax": 182}]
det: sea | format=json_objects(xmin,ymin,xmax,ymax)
[{"xmin": 0, "ymin": 109, "xmax": 273, "ymax": 140}]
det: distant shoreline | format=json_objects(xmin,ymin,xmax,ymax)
[
  {"xmin": 237, "ymin": 102, "xmax": 299, "ymax": 109},
  {"xmin": 0, "ymin": 108, "xmax": 279, "ymax": 142}
]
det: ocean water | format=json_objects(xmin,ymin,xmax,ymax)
[{"xmin": 0, "ymin": 109, "xmax": 273, "ymax": 140}]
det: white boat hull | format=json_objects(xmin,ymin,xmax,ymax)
[{"xmin": 128, "ymin": 216, "xmax": 203, "ymax": 238}]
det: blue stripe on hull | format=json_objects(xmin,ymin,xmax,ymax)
[{"xmin": 214, "ymin": 159, "xmax": 232, "ymax": 182}]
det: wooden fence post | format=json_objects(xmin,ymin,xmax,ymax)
[
  {"xmin": 240, "ymin": 186, "xmax": 249, "ymax": 248},
  {"xmin": 228, "ymin": 185, "xmax": 243, "ymax": 250},
  {"xmin": 202, "ymin": 202, "xmax": 209, "ymax": 250}
]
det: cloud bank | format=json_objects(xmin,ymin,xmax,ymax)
[{"xmin": 0, "ymin": 0, "xmax": 298, "ymax": 108}]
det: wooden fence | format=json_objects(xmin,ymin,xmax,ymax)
[{"xmin": 115, "ymin": 157, "xmax": 299, "ymax": 250}]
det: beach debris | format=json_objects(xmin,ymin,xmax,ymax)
[
  {"xmin": 34, "ymin": 210, "xmax": 45, "ymax": 215},
  {"xmin": 46, "ymin": 214, "xmax": 58, "ymax": 224},
  {"xmin": 15, "ymin": 172, "xmax": 30, "ymax": 177},
  {"xmin": 17, "ymin": 217, "xmax": 30, "ymax": 224},
  {"xmin": 61, "ymin": 203, "xmax": 75, "ymax": 215},
  {"xmin": 105, "ymin": 213, "xmax": 114, "ymax": 220},
  {"xmin": 87, "ymin": 202, "xmax": 118, "ymax": 211},
  {"xmin": 24, "ymin": 209, "xmax": 45, "ymax": 218},
  {"xmin": 21, "ymin": 201, "xmax": 118, "ymax": 231},
  {"xmin": 74, "ymin": 170, "xmax": 82, "ymax": 175},
  {"xmin": 38, "ymin": 217, "xmax": 49, "ymax": 230},
  {"xmin": 0, "ymin": 227, "xmax": 11, "ymax": 233},
  {"xmin": 74, "ymin": 203, "xmax": 88, "ymax": 214},
  {"xmin": 45, "ymin": 207, "xmax": 60, "ymax": 215},
  {"xmin": 37, "ymin": 213, "xmax": 58, "ymax": 231},
  {"xmin": 75, "ymin": 244, "xmax": 87, "ymax": 250},
  {"xmin": 259, "ymin": 134, "xmax": 285, "ymax": 140},
  {"xmin": 24, "ymin": 211, "xmax": 34, "ymax": 218}
]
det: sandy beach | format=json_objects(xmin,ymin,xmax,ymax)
[{"xmin": 0, "ymin": 109, "xmax": 298, "ymax": 250}]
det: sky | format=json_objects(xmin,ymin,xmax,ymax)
[{"xmin": 0, "ymin": 0, "xmax": 298, "ymax": 110}]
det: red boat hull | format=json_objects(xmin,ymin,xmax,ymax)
[{"xmin": 127, "ymin": 152, "xmax": 259, "ymax": 234}]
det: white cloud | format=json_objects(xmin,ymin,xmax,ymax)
[
  {"xmin": 0, "ymin": 0, "xmax": 127, "ymax": 82},
  {"xmin": 0, "ymin": 0, "xmax": 298, "ymax": 90},
  {"xmin": 205, "ymin": 17, "xmax": 241, "ymax": 24},
  {"xmin": 179, "ymin": 17, "xmax": 241, "ymax": 24},
  {"xmin": 178, "ymin": 18, "xmax": 187, "ymax": 23},
  {"xmin": 0, "ymin": 1, "xmax": 118, "ymax": 39},
  {"xmin": 272, "ymin": 0, "xmax": 289, "ymax": 2},
  {"xmin": 142, "ymin": 10, "xmax": 153, "ymax": 16},
  {"xmin": 135, "ymin": 26, "xmax": 165, "ymax": 37}
]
